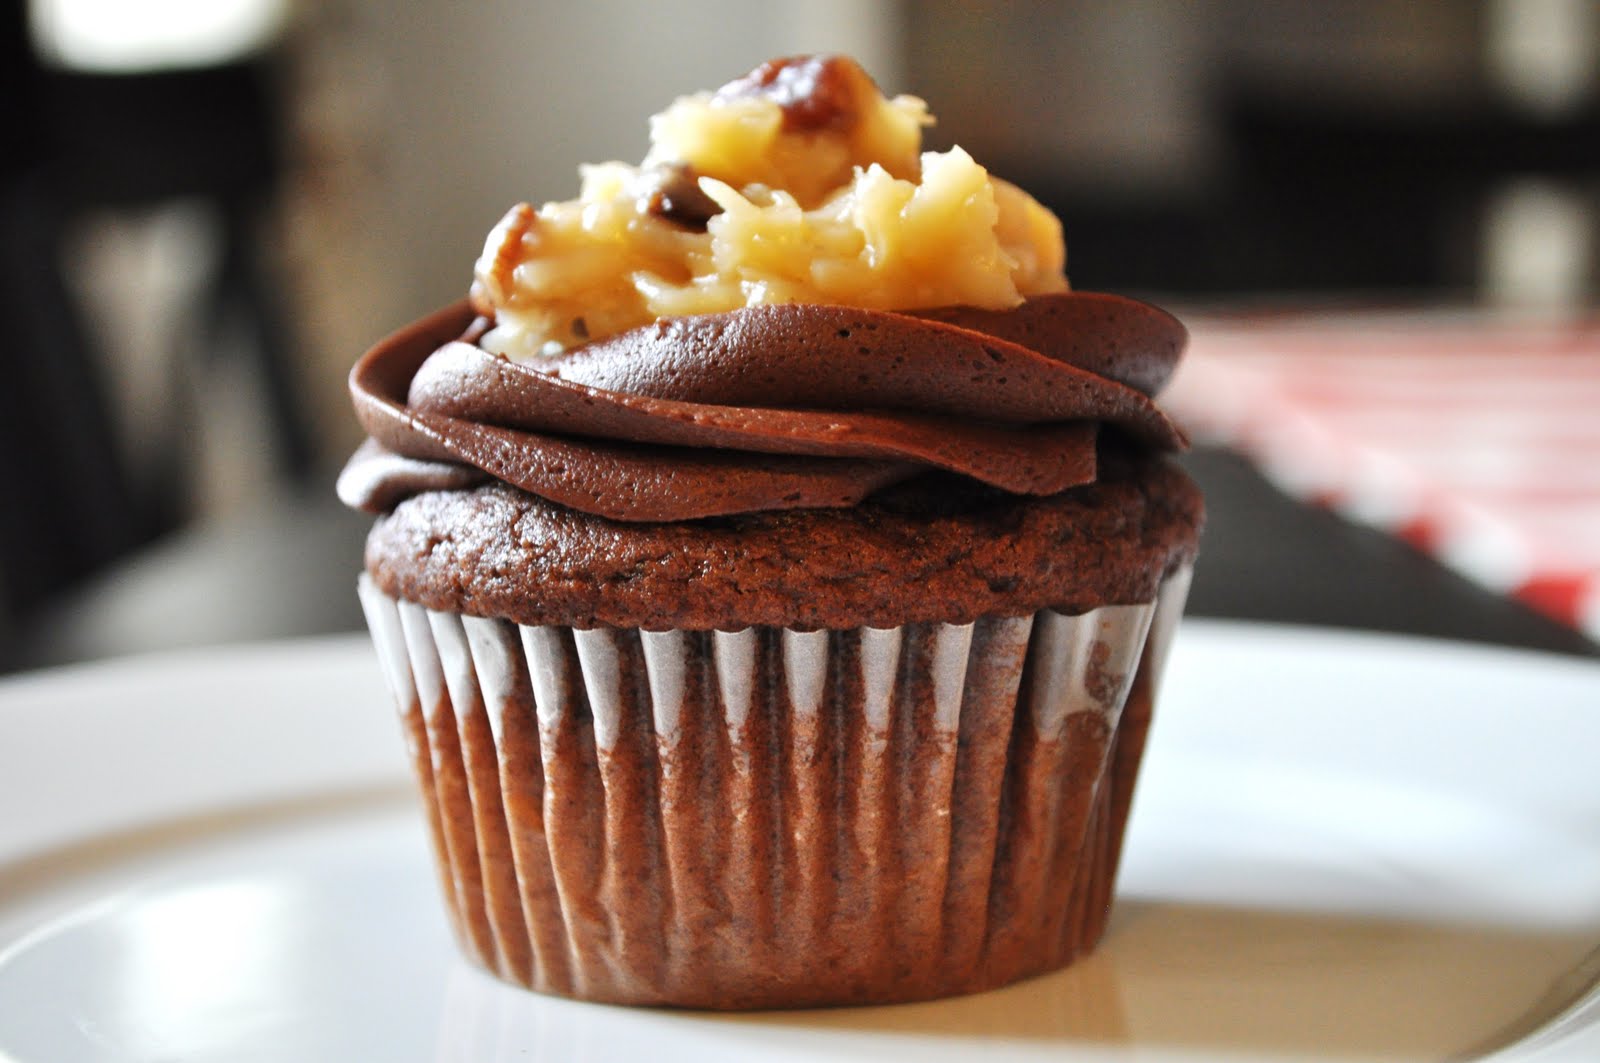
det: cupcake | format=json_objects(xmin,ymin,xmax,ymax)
[{"xmin": 338, "ymin": 55, "xmax": 1201, "ymax": 1009}]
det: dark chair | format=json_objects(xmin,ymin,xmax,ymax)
[
  {"xmin": 1, "ymin": 11, "xmax": 314, "ymax": 659},
  {"xmin": 1219, "ymin": 81, "xmax": 1600, "ymax": 296}
]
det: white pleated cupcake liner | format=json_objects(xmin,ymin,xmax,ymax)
[{"xmin": 358, "ymin": 566, "xmax": 1191, "ymax": 1008}]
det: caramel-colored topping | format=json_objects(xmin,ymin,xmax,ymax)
[
  {"xmin": 635, "ymin": 163, "xmax": 722, "ymax": 231},
  {"xmin": 471, "ymin": 56, "xmax": 1066, "ymax": 359},
  {"xmin": 469, "ymin": 202, "xmax": 535, "ymax": 317},
  {"xmin": 714, "ymin": 54, "xmax": 875, "ymax": 133}
]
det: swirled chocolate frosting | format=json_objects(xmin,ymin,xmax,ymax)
[{"xmin": 337, "ymin": 291, "xmax": 1187, "ymax": 523}]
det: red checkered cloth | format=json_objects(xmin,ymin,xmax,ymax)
[{"xmin": 1164, "ymin": 312, "xmax": 1600, "ymax": 641}]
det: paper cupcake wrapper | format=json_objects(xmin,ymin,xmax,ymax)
[{"xmin": 358, "ymin": 568, "xmax": 1191, "ymax": 1009}]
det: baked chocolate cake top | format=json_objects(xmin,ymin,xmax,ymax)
[{"xmin": 363, "ymin": 451, "xmax": 1200, "ymax": 630}]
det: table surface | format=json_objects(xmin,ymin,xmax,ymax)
[
  {"xmin": 1180, "ymin": 448, "xmax": 1599, "ymax": 657},
  {"xmin": 6, "ymin": 445, "xmax": 1594, "ymax": 675}
]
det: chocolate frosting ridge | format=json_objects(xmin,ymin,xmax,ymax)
[{"xmin": 339, "ymin": 292, "xmax": 1187, "ymax": 522}]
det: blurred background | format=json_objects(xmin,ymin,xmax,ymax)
[{"xmin": 3, "ymin": 0, "xmax": 1598, "ymax": 672}]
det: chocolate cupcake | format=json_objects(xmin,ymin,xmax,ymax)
[{"xmin": 339, "ymin": 55, "xmax": 1201, "ymax": 1009}]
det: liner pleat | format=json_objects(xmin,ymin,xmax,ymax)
[
  {"xmin": 358, "ymin": 583, "xmax": 463, "ymax": 940},
  {"xmin": 360, "ymin": 569, "xmax": 1191, "ymax": 1009},
  {"xmin": 431, "ymin": 610, "xmax": 534, "ymax": 985},
  {"xmin": 395, "ymin": 600, "xmax": 498, "ymax": 973}
]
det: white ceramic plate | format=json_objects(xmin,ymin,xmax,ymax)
[{"xmin": 1, "ymin": 621, "xmax": 1598, "ymax": 1063}]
